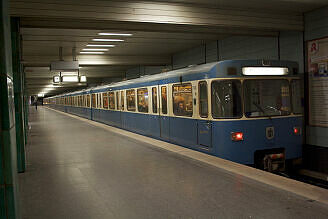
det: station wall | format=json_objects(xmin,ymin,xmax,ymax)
[
  {"xmin": 171, "ymin": 33, "xmax": 304, "ymax": 73},
  {"xmin": 303, "ymin": 6, "xmax": 328, "ymax": 173}
]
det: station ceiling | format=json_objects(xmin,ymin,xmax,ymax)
[{"xmin": 10, "ymin": 0, "xmax": 328, "ymax": 96}]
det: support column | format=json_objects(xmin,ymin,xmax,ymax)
[
  {"xmin": 11, "ymin": 17, "xmax": 26, "ymax": 173},
  {"xmin": 0, "ymin": 0, "xmax": 21, "ymax": 218}
]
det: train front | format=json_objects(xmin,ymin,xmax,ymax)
[{"xmin": 213, "ymin": 61, "xmax": 303, "ymax": 172}]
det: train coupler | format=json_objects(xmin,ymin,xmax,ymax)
[{"xmin": 263, "ymin": 153, "xmax": 285, "ymax": 172}]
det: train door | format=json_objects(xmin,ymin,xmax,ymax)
[
  {"xmin": 116, "ymin": 91, "xmax": 121, "ymax": 127},
  {"xmin": 159, "ymin": 85, "xmax": 170, "ymax": 140},
  {"xmin": 120, "ymin": 90, "xmax": 125, "ymax": 128},
  {"xmin": 197, "ymin": 81, "xmax": 212, "ymax": 148},
  {"xmin": 91, "ymin": 93, "xmax": 96, "ymax": 120}
]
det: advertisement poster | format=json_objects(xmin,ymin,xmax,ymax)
[{"xmin": 308, "ymin": 37, "xmax": 328, "ymax": 127}]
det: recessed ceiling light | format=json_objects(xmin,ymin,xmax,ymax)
[
  {"xmin": 87, "ymin": 44, "xmax": 115, "ymax": 47},
  {"xmin": 92, "ymin": 39, "xmax": 124, "ymax": 42},
  {"xmin": 80, "ymin": 51, "xmax": 104, "ymax": 54},
  {"xmin": 82, "ymin": 48, "xmax": 109, "ymax": 51},
  {"xmin": 98, "ymin": 33, "xmax": 132, "ymax": 36}
]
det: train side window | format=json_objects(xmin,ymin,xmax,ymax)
[
  {"xmin": 211, "ymin": 80, "xmax": 242, "ymax": 119},
  {"xmin": 137, "ymin": 88, "xmax": 149, "ymax": 113},
  {"xmin": 127, "ymin": 89, "xmax": 136, "ymax": 111},
  {"xmin": 152, "ymin": 87, "xmax": 157, "ymax": 113},
  {"xmin": 87, "ymin": 94, "xmax": 91, "ymax": 107},
  {"xmin": 103, "ymin": 92, "xmax": 108, "ymax": 109},
  {"xmin": 172, "ymin": 83, "xmax": 193, "ymax": 117},
  {"xmin": 291, "ymin": 80, "xmax": 303, "ymax": 114},
  {"xmin": 92, "ymin": 94, "xmax": 96, "ymax": 107},
  {"xmin": 199, "ymin": 81, "xmax": 208, "ymax": 118},
  {"xmin": 161, "ymin": 86, "xmax": 167, "ymax": 114},
  {"xmin": 109, "ymin": 92, "xmax": 115, "ymax": 110},
  {"xmin": 116, "ymin": 92, "xmax": 119, "ymax": 110},
  {"xmin": 121, "ymin": 91, "xmax": 125, "ymax": 110}
]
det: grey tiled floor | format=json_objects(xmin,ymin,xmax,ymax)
[{"xmin": 19, "ymin": 107, "xmax": 328, "ymax": 218}]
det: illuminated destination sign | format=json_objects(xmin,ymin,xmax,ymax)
[{"xmin": 242, "ymin": 67, "xmax": 289, "ymax": 76}]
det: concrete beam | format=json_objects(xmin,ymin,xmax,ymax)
[{"xmin": 11, "ymin": 0, "xmax": 303, "ymax": 32}]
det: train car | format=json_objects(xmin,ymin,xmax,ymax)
[{"xmin": 44, "ymin": 60, "xmax": 304, "ymax": 172}]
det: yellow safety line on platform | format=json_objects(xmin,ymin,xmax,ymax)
[{"xmin": 44, "ymin": 106, "xmax": 328, "ymax": 205}]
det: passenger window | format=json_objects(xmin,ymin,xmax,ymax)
[
  {"xmin": 121, "ymin": 91, "xmax": 125, "ymax": 110},
  {"xmin": 98, "ymin": 93, "xmax": 102, "ymax": 108},
  {"xmin": 212, "ymin": 80, "xmax": 242, "ymax": 119},
  {"xmin": 92, "ymin": 94, "xmax": 96, "ymax": 107},
  {"xmin": 116, "ymin": 92, "xmax": 119, "ymax": 110},
  {"xmin": 108, "ymin": 92, "xmax": 115, "ymax": 110},
  {"xmin": 173, "ymin": 83, "xmax": 193, "ymax": 117},
  {"xmin": 199, "ymin": 81, "xmax": 208, "ymax": 118},
  {"xmin": 152, "ymin": 87, "xmax": 157, "ymax": 113},
  {"xmin": 137, "ymin": 88, "xmax": 149, "ymax": 113},
  {"xmin": 103, "ymin": 92, "xmax": 108, "ymax": 109},
  {"xmin": 291, "ymin": 80, "xmax": 303, "ymax": 114},
  {"xmin": 161, "ymin": 86, "xmax": 167, "ymax": 114},
  {"xmin": 127, "ymin": 89, "xmax": 136, "ymax": 111},
  {"xmin": 87, "ymin": 94, "xmax": 91, "ymax": 107}
]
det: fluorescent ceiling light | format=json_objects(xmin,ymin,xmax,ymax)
[
  {"xmin": 82, "ymin": 48, "xmax": 108, "ymax": 51},
  {"xmin": 80, "ymin": 76, "xmax": 87, "ymax": 82},
  {"xmin": 38, "ymin": 93, "xmax": 44, "ymax": 97},
  {"xmin": 62, "ymin": 76, "xmax": 79, "ymax": 82},
  {"xmin": 80, "ymin": 51, "xmax": 104, "ymax": 54},
  {"xmin": 92, "ymin": 39, "xmax": 124, "ymax": 42},
  {"xmin": 53, "ymin": 76, "xmax": 61, "ymax": 83},
  {"xmin": 98, "ymin": 33, "xmax": 132, "ymax": 36},
  {"xmin": 242, "ymin": 67, "xmax": 289, "ymax": 76},
  {"xmin": 87, "ymin": 44, "xmax": 115, "ymax": 47}
]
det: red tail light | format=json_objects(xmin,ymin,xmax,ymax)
[
  {"xmin": 231, "ymin": 132, "xmax": 243, "ymax": 141},
  {"xmin": 293, "ymin": 127, "xmax": 301, "ymax": 135}
]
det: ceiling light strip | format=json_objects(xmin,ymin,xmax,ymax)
[
  {"xmin": 87, "ymin": 44, "xmax": 115, "ymax": 47},
  {"xmin": 92, "ymin": 39, "xmax": 124, "ymax": 42},
  {"xmin": 98, "ymin": 33, "xmax": 132, "ymax": 36}
]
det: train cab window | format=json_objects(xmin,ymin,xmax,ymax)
[
  {"xmin": 212, "ymin": 80, "xmax": 242, "ymax": 119},
  {"xmin": 291, "ymin": 80, "xmax": 303, "ymax": 114},
  {"xmin": 161, "ymin": 86, "xmax": 167, "ymax": 114},
  {"xmin": 116, "ymin": 92, "xmax": 119, "ymax": 110},
  {"xmin": 152, "ymin": 87, "xmax": 157, "ymax": 113},
  {"xmin": 92, "ymin": 94, "xmax": 96, "ymax": 107},
  {"xmin": 244, "ymin": 79, "xmax": 290, "ymax": 117},
  {"xmin": 127, "ymin": 89, "xmax": 136, "ymax": 111},
  {"xmin": 173, "ymin": 83, "xmax": 193, "ymax": 117},
  {"xmin": 103, "ymin": 92, "xmax": 108, "ymax": 109},
  {"xmin": 121, "ymin": 91, "xmax": 125, "ymax": 110},
  {"xmin": 109, "ymin": 92, "xmax": 115, "ymax": 110},
  {"xmin": 199, "ymin": 81, "xmax": 208, "ymax": 118},
  {"xmin": 137, "ymin": 88, "xmax": 149, "ymax": 113}
]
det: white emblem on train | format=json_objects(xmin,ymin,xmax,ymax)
[{"xmin": 266, "ymin": 127, "xmax": 275, "ymax": 140}]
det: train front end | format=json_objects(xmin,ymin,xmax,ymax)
[{"xmin": 212, "ymin": 61, "xmax": 303, "ymax": 172}]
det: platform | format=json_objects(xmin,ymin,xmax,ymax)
[{"xmin": 19, "ymin": 106, "xmax": 328, "ymax": 218}]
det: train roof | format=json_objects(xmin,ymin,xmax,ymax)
[{"xmin": 48, "ymin": 59, "xmax": 299, "ymax": 98}]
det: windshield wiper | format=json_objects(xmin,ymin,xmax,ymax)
[{"xmin": 252, "ymin": 102, "xmax": 272, "ymax": 120}]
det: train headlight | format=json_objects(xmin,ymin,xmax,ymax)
[{"xmin": 231, "ymin": 132, "xmax": 243, "ymax": 141}]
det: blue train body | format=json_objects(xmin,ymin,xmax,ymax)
[{"xmin": 45, "ymin": 60, "xmax": 303, "ymax": 169}]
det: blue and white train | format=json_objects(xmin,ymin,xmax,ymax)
[{"xmin": 44, "ymin": 60, "xmax": 303, "ymax": 172}]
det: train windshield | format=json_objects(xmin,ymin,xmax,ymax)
[{"xmin": 244, "ymin": 79, "xmax": 291, "ymax": 118}]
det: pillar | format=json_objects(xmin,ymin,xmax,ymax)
[
  {"xmin": 11, "ymin": 17, "xmax": 26, "ymax": 173},
  {"xmin": 0, "ymin": 0, "xmax": 21, "ymax": 218}
]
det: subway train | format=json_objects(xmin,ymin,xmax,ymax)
[{"xmin": 44, "ymin": 60, "xmax": 303, "ymax": 172}]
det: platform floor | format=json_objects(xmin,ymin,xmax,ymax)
[{"xmin": 19, "ymin": 106, "xmax": 328, "ymax": 219}]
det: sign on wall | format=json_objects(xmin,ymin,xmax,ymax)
[{"xmin": 308, "ymin": 37, "xmax": 328, "ymax": 127}]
